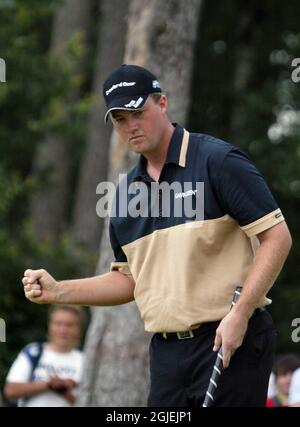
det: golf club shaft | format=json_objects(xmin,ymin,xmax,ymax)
[{"xmin": 202, "ymin": 286, "xmax": 242, "ymax": 407}]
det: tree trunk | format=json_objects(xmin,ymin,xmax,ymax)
[
  {"xmin": 70, "ymin": 0, "xmax": 129, "ymax": 276},
  {"xmin": 229, "ymin": 2, "xmax": 264, "ymax": 143},
  {"xmin": 78, "ymin": 0, "xmax": 203, "ymax": 407},
  {"xmin": 29, "ymin": 0, "xmax": 92, "ymax": 241}
]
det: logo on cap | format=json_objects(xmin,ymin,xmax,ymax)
[
  {"xmin": 152, "ymin": 80, "xmax": 160, "ymax": 89},
  {"xmin": 124, "ymin": 97, "xmax": 144, "ymax": 108},
  {"xmin": 106, "ymin": 81, "xmax": 136, "ymax": 96}
]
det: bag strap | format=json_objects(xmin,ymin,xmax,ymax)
[{"xmin": 21, "ymin": 342, "xmax": 44, "ymax": 381}]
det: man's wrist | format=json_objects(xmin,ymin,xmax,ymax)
[
  {"xmin": 232, "ymin": 300, "xmax": 255, "ymax": 320},
  {"xmin": 54, "ymin": 281, "xmax": 65, "ymax": 303},
  {"xmin": 42, "ymin": 381, "xmax": 51, "ymax": 392}
]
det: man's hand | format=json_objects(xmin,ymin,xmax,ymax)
[
  {"xmin": 48, "ymin": 377, "xmax": 77, "ymax": 393},
  {"xmin": 22, "ymin": 269, "xmax": 59, "ymax": 304},
  {"xmin": 213, "ymin": 309, "xmax": 249, "ymax": 369},
  {"xmin": 48, "ymin": 377, "xmax": 78, "ymax": 405}
]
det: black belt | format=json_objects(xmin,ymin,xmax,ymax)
[{"xmin": 160, "ymin": 307, "xmax": 265, "ymax": 340}]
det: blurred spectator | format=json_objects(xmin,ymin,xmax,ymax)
[
  {"xmin": 266, "ymin": 354, "xmax": 300, "ymax": 407},
  {"xmin": 288, "ymin": 367, "xmax": 300, "ymax": 407},
  {"xmin": 3, "ymin": 305, "xmax": 85, "ymax": 407}
]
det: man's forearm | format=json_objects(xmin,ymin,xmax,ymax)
[
  {"xmin": 234, "ymin": 222, "xmax": 292, "ymax": 319},
  {"xmin": 215, "ymin": 222, "xmax": 292, "ymax": 367},
  {"xmin": 4, "ymin": 381, "xmax": 49, "ymax": 399},
  {"xmin": 56, "ymin": 271, "xmax": 135, "ymax": 306}
]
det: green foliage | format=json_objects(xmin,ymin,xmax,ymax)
[
  {"xmin": 0, "ymin": 164, "xmax": 81, "ymax": 388},
  {"xmin": 0, "ymin": 0, "xmax": 91, "ymax": 388}
]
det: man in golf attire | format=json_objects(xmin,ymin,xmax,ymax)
[{"xmin": 23, "ymin": 64, "xmax": 292, "ymax": 407}]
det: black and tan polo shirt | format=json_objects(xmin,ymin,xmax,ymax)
[{"xmin": 109, "ymin": 124, "xmax": 284, "ymax": 333}]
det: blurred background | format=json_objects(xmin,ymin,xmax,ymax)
[{"xmin": 0, "ymin": 0, "xmax": 299, "ymax": 406}]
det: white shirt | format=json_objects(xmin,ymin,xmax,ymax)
[
  {"xmin": 6, "ymin": 344, "xmax": 83, "ymax": 407},
  {"xmin": 289, "ymin": 368, "xmax": 300, "ymax": 405},
  {"xmin": 267, "ymin": 372, "xmax": 277, "ymax": 398}
]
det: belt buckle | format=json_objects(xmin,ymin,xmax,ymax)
[{"xmin": 176, "ymin": 330, "xmax": 194, "ymax": 339}]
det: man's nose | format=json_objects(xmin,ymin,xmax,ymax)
[{"xmin": 127, "ymin": 116, "xmax": 139, "ymax": 132}]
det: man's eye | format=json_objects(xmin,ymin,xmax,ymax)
[
  {"xmin": 115, "ymin": 117, "xmax": 124, "ymax": 122},
  {"xmin": 134, "ymin": 110, "xmax": 143, "ymax": 116}
]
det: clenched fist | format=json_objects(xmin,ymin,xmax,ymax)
[{"xmin": 22, "ymin": 269, "xmax": 59, "ymax": 304}]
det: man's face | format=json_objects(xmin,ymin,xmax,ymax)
[
  {"xmin": 276, "ymin": 371, "xmax": 293, "ymax": 396},
  {"xmin": 48, "ymin": 309, "xmax": 81, "ymax": 350},
  {"xmin": 110, "ymin": 95, "xmax": 168, "ymax": 155}
]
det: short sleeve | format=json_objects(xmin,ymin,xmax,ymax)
[
  {"xmin": 109, "ymin": 221, "xmax": 132, "ymax": 275},
  {"xmin": 6, "ymin": 352, "xmax": 32, "ymax": 383},
  {"xmin": 218, "ymin": 148, "xmax": 285, "ymax": 237}
]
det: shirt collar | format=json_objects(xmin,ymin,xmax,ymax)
[{"xmin": 132, "ymin": 123, "xmax": 189, "ymax": 182}]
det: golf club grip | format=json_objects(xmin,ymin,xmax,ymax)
[{"xmin": 202, "ymin": 286, "xmax": 242, "ymax": 407}]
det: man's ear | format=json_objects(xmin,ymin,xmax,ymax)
[{"xmin": 159, "ymin": 94, "xmax": 168, "ymax": 114}]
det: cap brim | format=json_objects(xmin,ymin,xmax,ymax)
[{"xmin": 104, "ymin": 94, "xmax": 148, "ymax": 123}]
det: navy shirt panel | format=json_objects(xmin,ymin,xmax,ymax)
[
  {"xmin": 109, "ymin": 124, "xmax": 280, "ymax": 249},
  {"xmin": 217, "ymin": 148, "xmax": 279, "ymax": 227}
]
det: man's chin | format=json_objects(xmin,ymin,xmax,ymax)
[{"xmin": 130, "ymin": 143, "xmax": 147, "ymax": 153}]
